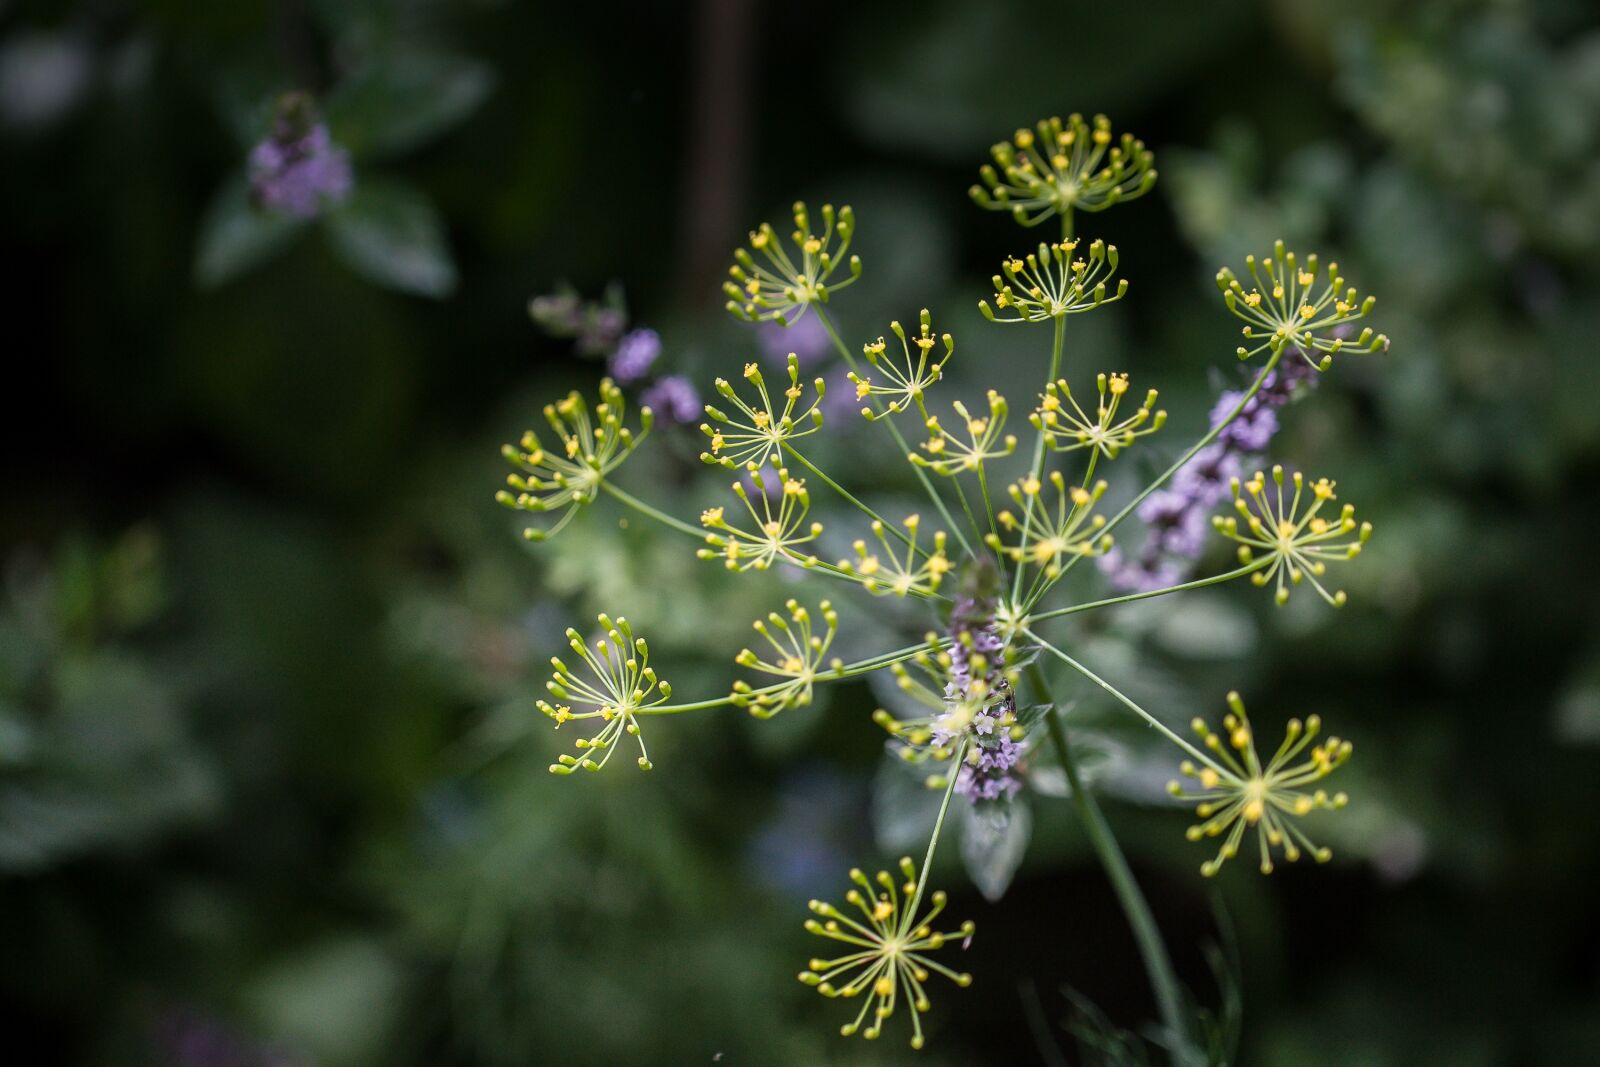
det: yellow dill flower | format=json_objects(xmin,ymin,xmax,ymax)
[
  {"xmin": 536, "ymin": 614, "xmax": 671, "ymax": 774},
  {"xmin": 849, "ymin": 309, "xmax": 954, "ymax": 420},
  {"xmin": 799, "ymin": 858, "xmax": 975, "ymax": 1049},
  {"xmin": 979, "ymin": 238, "xmax": 1128, "ymax": 322},
  {"xmin": 1168, "ymin": 691, "xmax": 1352, "ymax": 875},
  {"xmin": 992, "ymin": 474, "xmax": 1112, "ymax": 577},
  {"xmin": 910, "ymin": 391, "xmax": 1018, "ymax": 476},
  {"xmin": 731, "ymin": 599, "xmax": 845, "ymax": 718},
  {"xmin": 1031, "ymin": 372, "xmax": 1166, "ymax": 459},
  {"xmin": 1213, "ymin": 465, "xmax": 1372, "ymax": 606},
  {"xmin": 724, "ymin": 201, "xmax": 862, "ymax": 324},
  {"xmin": 970, "ymin": 113, "xmax": 1157, "ymax": 227},
  {"xmin": 1215, "ymin": 240, "xmax": 1389, "ymax": 368},
  {"xmin": 700, "ymin": 354, "xmax": 825, "ymax": 469},
  {"xmin": 697, "ymin": 466, "xmax": 823, "ymax": 572},
  {"xmin": 836, "ymin": 514, "xmax": 951, "ymax": 598},
  {"xmin": 496, "ymin": 378, "xmax": 651, "ymax": 540}
]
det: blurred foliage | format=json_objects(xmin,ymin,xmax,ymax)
[{"xmin": 3, "ymin": 0, "xmax": 1599, "ymax": 1064}]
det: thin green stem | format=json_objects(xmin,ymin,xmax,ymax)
[
  {"xmin": 1029, "ymin": 561, "xmax": 1268, "ymax": 624},
  {"xmin": 1024, "ymin": 628, "xmax": 1227, "ymax": 776},
  {"xmin": 1035, "ymin": 668, "xmax": 1201, "ymax": 1067},
  {"xmin": 900, "ymin": 736, "xmax": 967, "ymax": 938},
  {"xmin": 602, "ymin": 481, "xmax": 704, "ymax": 538},
  {"xmin": 814, "ymin": 306, "xmax": 975, "ymax": 559}
]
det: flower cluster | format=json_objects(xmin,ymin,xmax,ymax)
[
  {"xmin": 495, "ymin": 379, "xmax": 651, "ymax": 540},
  {"xmin": 1169, "ymin": 692, "xmax": 1352, "ymax": 875},
  {"xmin": 725, "ymin": 202, "xmax": 862, "ymax": 325},
  {"xmin": 799, "ymin": 858, "xmax": 975, "ymax": 1049},
  {"xmin": 1216, "ymin": 240, "xmax": 1389, "ymax": 367},
  {"xmin": 537, "ymin": 615, "xmax": 671, "ymax": 773},
  {"xmin": 980, "ymin": 239, "xmax": 1128, "ymax": 323},
  {"xmin": 495, "ymin": 112, "xmax": 1392, "ymax": 1053},
  {"xmin": 970, "ymin": 113, "xmax": 1157, "ymax": 227},
  {"xmin": 248, "ymin": 93, "xmax": 352, "ymax": 220}
]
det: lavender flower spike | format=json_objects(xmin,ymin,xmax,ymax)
[
  {"xmin": 640, "ymin": 374, "xmax": 702, "ymax": 424},
  {"xmin": 608, "ymin": 328, "xmax": 661, "ymax": 383}
]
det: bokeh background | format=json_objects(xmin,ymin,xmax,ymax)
[{"xmin": 5, "ymin": 0, "xmax": 1600, "ymax": 1064}]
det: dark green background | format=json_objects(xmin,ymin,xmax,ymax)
[{"xmin": 4, "ymin": 0, "xmax": 1599, "ymax": 1064}]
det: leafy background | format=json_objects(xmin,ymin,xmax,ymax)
[{"xmin": 3, "ymin": 0, "xmax": 1599, "ymax": 1064}]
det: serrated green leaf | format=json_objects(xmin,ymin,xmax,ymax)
[
  {"xmin": 193, "ymin": 172, "xmax": 307, "ymax": 289},
  {"xmin": 325, "ymin": 178, "xmax": 457, "ymax": 298}
]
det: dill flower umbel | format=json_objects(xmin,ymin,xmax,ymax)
[
  {"xmin": 725, "ymin": 201, "xmax": 862, "ymax": 324},
  {"xmin": 980, "ymin": 239, "xmax": 1128, "ymax": 323},
  {"xmin": 496, "ymin": 378, "xmax": 652, "ymax": 540},
  {"xmin": 799, "ymin": 858, "xmax": 975, "ymax": 1049},
  {"xmin": 700, "ymin": 355, "xmax": 825, "ymax": 469},
  {"xmin": 731, "ymin": 599, "xmax": 845, "ymax": 717},
  {"xmin": 1168, "ymin": 692, "xmax": 1352, "ymax": 875},
  {"xmin": 1032, "ymin": 372, "xmax": 1165, "ymax": 459},
  {"xmin": 911, "ymin": 392, "xmax": 1018, "ymax": 475},
  {"xmin": 970, "ymin": 113, "xmax": 1157, "ymax": 227},
  {"xmin": 849, "ymin": 309, "xmax": 954, "ymax": 420},
  {"xmin": 1214, "ymin": 465, "xmax": 1372, "ymax": 606},
  {"xmin": 994, "ymin": 474, "xmax": 1113, "ymax": 577},
  {"xmin": 835, "ymin": 515, "xmax": 951, "ymax": 598},
  {"xmin": 537, "ymin": 615, "xmax": 671, "ymax": 774},
  {"xmin": 697, "ymin": 466, "xmax": 823, "ymax": 571},
  {"xmin": 1216, "ymin": 241, "xmax": 1389, "ymax": 367}
]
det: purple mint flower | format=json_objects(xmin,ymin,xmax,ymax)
[
  {"xmin": 757, "ymin": 315, "xmax": 831, "ymax": 367},
  {"xmin": 248, "ymin": 120, "xmax": 352, "ymax": 220},
  {"xmin": 1172, "ymin": 443, "xmax": 1242, "ymax": 506},
  {"xmin": 818, "ymin": 366, "xmax": 861, "ymax": 424},
  {"xmin": 1097, "ymin": 545, "xmax": 1184, "ymax": 594},
  {"xmin": 608, "ymin": 328, "xmax": 661, "ymax": 383},
  {"xmin": 956, "ymin": 734, "xmax": 1023, "ymax": 801},
  {"xmin": 640, "ymin": 374, "xmax": 701, "ymax": 424}
]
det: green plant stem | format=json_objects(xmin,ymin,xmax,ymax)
[
  {"xmin": 813, "ymin": 307, "xmax": 975, "ymax": 558},
  {"xmin": 1029, "ymin": 560, "xmax": 1268, "ymax": 623},
  {"xmin": 602, "ymin": 481, "xmax": 704, "ymax": 538},
  {"xmin": 899, "ymin": 737, "xmax": 966, "ymax": 937},
  {"xmin": 1033, "ymin": 664, "xmax": 1202, "ymax": 1067}
]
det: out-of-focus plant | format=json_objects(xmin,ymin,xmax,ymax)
[
  {"xmin": 193, "ymin": 12, "xmax": 493, "ymax": 297},
  {"xmin": 490, "ymin": 112, "xmax": 1393, "ymax": 1058}
]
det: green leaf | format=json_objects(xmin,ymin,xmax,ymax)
[
  {"xmin": 960, "ymin": 798, "xmax": 1030, "ymax": 902},
  {"xmin": 193, "ymin": 172, "xmax": 307, "ymax": 289},
  {"xmin": 325, "ymin": 179, "xmax": 458, "ymax": 298},
  {"xmin": 325, "ymin": 51, "xmax": 495, "ymax": 160}
]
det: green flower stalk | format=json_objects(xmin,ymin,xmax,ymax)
[
  {"xmin": 970, "ymin": 113, "xmax": 1157, "ymax": 227},
  {"xmin": 1169, "ymin": 691, "xmax": 1352, "ymax": 875},
  {"xmin": 1213, "ymin": 465, "xmax": 1373, "ymax": 606},
  {"xmin": 537, "ymin": 614, "xmax": 670, "ymax": 774},
  {"xmin": 835, "ymin": 514, "xmax": 952, "ymax": 598},
  {"xmin": 993, "ymin": 473, "xmax": 1113, "ymax": 578},
  {"xmin": 725, "ymin": 201, "xmax": 862, "ymax": 324},
  {"xmin": 910, "ymin": 391, "xmax": 1018, "ymax": 476}
]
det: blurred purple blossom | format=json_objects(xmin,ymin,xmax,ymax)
[
  {"xmin": 608, "ymin": 328, "xmax": 661, "ymax": 383},
  {"xmin": 249, "ymin": 120, "xmax": 352, "ymax": 220},
  {"xmin": 640, "ymin": 374, "xmax": 701, "ymax": 424},
  {"xmin": 757, "ymin": 315, "xmax": 831, "ymax": 368}
]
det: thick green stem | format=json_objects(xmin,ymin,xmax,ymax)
[
  {"xmin": 1034, "ymin": 665, "xmax": 1202, "ymax": 1067},
  {"xmin": 1011, "ymin": 314, "xmax": 1067, "ymax": 604}
]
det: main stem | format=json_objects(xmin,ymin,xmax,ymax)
[
  {"xmin": 900, "ymin": 737, "xmax": 966, "ymax": 937},
  {"xmin": 1036, "ymin": 667, "xmax": 1202, "ymax": 1067},
  {"xmin": 1011, "ymin": 313, "xmax": 1066, "ymax": 605}
]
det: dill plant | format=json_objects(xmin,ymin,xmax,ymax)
[{"xmin": 494, "ymin": 112, "xmax": 1389, "ymax": 1057}]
